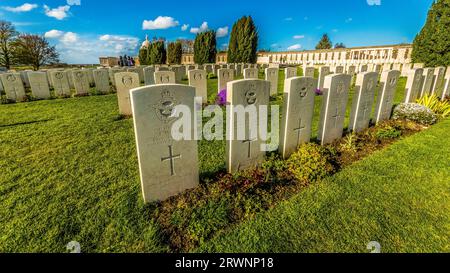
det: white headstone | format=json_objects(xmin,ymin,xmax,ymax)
[
  {"xmin": 188, "ymin": 69, "xmax": 207, "ymax": 103},
  {"xmin": 318, "ymin": 66, "xmax": 331, "ymax": 90},
  {"xmin": 51, "ymin": 71, "xmax": 71, "ymax": 97},
  {"xmin": 318, "ymin": 74, "xmax": 352, "ymax": 145},
  {"xmin": 431, "ymin": 67, "xmax": 446, "ymax": 97},
  {"xmin": 227, "ymin": 79, "xmax": 270, "ymax": 173},
  {"xmin": 304, "ymin": 67, "xmax": 315, "ymax": 78},
  {"xmin": 374, "ymin": 70, "xmax": 401, "ymax": 123},
  {"xmin": 279, "ymin": 77, "xmax": 316, "ymax": 158},
  {"xmin": 143, "ymin": 66, "xmax": 155, "ymax": 86},
  {"xmin": 349, "ymin": 72, "xmax": 378, "ymax": 133},
  {"xmin": 217, "ymin": 68, "xmax": 234, "ymax": 93},
  {"xmin": 28, "ymin": 72, "xmax": 51, "ymax": 99},
  {"xmin": 130, "ymin": 84, "xmax": 199, "ymax": 202},
  {"xmin": 154, "ymin": 71, "xmax": 176, "ymax": 85},
  {"xmin": 285, "ymin": 67, "xmax": 297, "ymax": 79},
  {"xmin": 265, "ymin": 67, "xmax": 279, "ymax": 96},
  {"xmin": 404, "ymin": 68, "xmax": 424, "ymax": 103},
  {"xmin": 0, "ymin": 73, "xmax": 26, "ymax": 102},
  {"xmin": 93, "ymin": 69, "xmax": 110, "ymax": 94},
  {"xmin": 72, "ymin": 70, "xmax": 90, "ymax": 95},
  {"xmin": 115, "ymin": 72, "xmax": 139, "ymax": 116},
  {"xmin": 244, "ymin": 68, "xmax": 258, "ymax": 79},
  {"xmin": 420, "ymin": 68, "xmax": 435, "ymax": 97},
  {"xmin": 442, "ymin": 67, "xmax": 450, "ymax": 101}
]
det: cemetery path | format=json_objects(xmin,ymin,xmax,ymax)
[{"xmin": 197, "ymin": 118, "xmax": 450, "ymax": 253}]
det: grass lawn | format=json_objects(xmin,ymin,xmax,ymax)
[{"xmin": 1, "ymin": 70, "xmax": 447, "ymax": 253}]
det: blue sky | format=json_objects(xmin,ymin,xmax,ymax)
[{"xmin": 0, "ymin": 0, "xmax": 434, "ymax": 64}]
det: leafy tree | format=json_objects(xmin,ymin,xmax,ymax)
[
  {"xmin": 315, "ymin": 34, "xmax": 333, "ymax": 50},
  {"xmin": 167, "ymin": 41, "xmax": 182, "ymax": 64},
  {"xmin": 412, "ymin": 0, "xmax": 450, "ymax": 66},
  {"xmin": 149, "ymin": 40, "xmax": 166, "ymax": 65},
  {"xmin": 12, "ymin": 34, "xmax": 59, "ymax": 70},
  {"xmin": 139, "ymin": 46, "xmax": 150, "ymax": 65},
  {"xmin": 334, "ymin": 42, "xmax": 346, "ymax": 49},
  {"xmin": 0, "ymin": 20, "xmax": 18, "ymax": 69},
  {"xmin": 227, "ymin": 16, "xmax": 259, "ymax": 63},
  {"xmin": 194, "ymin": 30, "xmax": 217, "ymax": 64}
]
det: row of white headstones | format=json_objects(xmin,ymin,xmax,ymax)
[{"xmin": 122, "ymin": 67, "xmax": 449, "ymax": 203}]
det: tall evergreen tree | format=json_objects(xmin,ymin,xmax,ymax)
[
  {"xmin": 412, "ymin": 0, "xmax": 450, "ymax": 66},
  {"xmin": 138, "ymin": 46, "xmax": 149, "ymax": 65},
  {"xmin": 167, "ymin": 41, "xmax": 182, "ymax": 64},
  {"xmin": 315, "ymin": 34, "xmax": 333, "ymax": 50},
  {"xmin": 149, "ymin": 40, "xmax": 166, "ymax": 65},
  {"xmin": 227, "ymin": 16, "xmax": 259, "ymax": 63},
  {"xmin": 194, "ymin": 30, "xmax": 217, "ymax": 65}
]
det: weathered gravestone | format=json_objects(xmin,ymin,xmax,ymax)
[
  {"xmin": 404, "ymin": 68, "xmax": 424, "ymax": 103},
  {"xmin": 143, "ymin": 66, "xmax": 155, "ymax": 85},
  {"xmin": 217, "ymin": 68, "xmax": 234, "ymax": 93},
  {"xmin": 431, "ymin": 67, "xmax": 446, "ymax": 97},
  {"xmin": 169, "ymin": 66, "xmax": 183, "ymax": 83},
  {"xmin": 109, "ymin": 68, "xmax": 123, "ymax": 87},
  {"xmin": 20, "ymin": 71, "xmax": 31, "ymax": 88},
  {"xmin": 304, "ymin": 67, "xmax": 315, "ymax": 78},
  {"xmin": 374, "ymin": 70, "xmax": 401, "ymax": 123},
  {"xmin": 28, "ymin": 72, "xmax": 51, "ymax": 99},
  {"xmin": 347, "ymin": 65, "xmax": 356, "ymax": 75},
  {"xmin": 374, "ymin": 64, "xmax": 382, "ymax": 74},
  {"xmin": 244, "ymin": 68, "xmax": 258, "ymax": 79},
  {"xmin": 335, "ymin": 66, "xmax": 344, "ymax": 74},
  {"xmin": 84, "ymin": 69, "xmax": 95, "ymax": 87},
  {"xmin": 420, "ymin": 68, "xmax": 435, "ymax": 97},
  {"xmin": 188, "ymin": 69, "xmax": 207, "ymax": 103},
  {"xmin": 235, "ymin": 64, "xmax": 242, "ymax": 76},
  {"xmin": 279, "ymin": 77, "xmax": 316, "ymax": 159},
  {"xmin": 265, "ymin": 67, "xmax": 279, "ymax": 96},
  {"xmin": 360, "ymin": 64, "xmax": 368, "ymax": 72},
  {"xmin": 93, "ymin": 69, "xmax": 110, "ymax": 94},
  {"xmin": 318, "ymin": 74, "xmax": 352, "ymax": 145},
  {"xmin": 0, "ymin": 73, "xmax": 26, "ymax": 102},
  {"xmin": 318, "ymin": 66, "xmax": 331, "ymax": 91},
  {"xmin": 130, "ymin": 84, "xmax": 199, "ymax": 202},
  {"xmin": 349, "ymin": 72, "xmax": 378, "ymax": 133},
  {"xmin": 443, "ymin": 67, "xmax": 450, "ymax": 101},
  {"xmin": 154, "ymin": 71, "xmax": 176, "ymax": 85},
  {"xmin": 115, "ymin": 72, "xmax": 139, "ymax": 116},
  {"xmin": 227, "ymin": 79, "xmax": 270, "ymax": 173},
  {"xmin": 285, "ymin": 67, "xmax": 297, "ymax": 79},
  {"xmin": 71, "ymin": 70, "xmax": 90, "ymax": 95},
  {"xmin": 51, "ymin": 71, "xmax": 71, "ymax": 97},
  {"xmin": 128, "ymin": 67, "xmax": 144, "ymax": 83}
]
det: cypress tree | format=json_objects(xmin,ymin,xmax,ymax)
[
  {"xmin": 227, "ymin": 16, "xmax": 258, "ymax": 63},
  {"xmin": 138, "ymin": 47, "xmax": 149, "ymax": 65},
  {"xmin": 315, "ymin": 34, "xmax": 333, "ymax": 50},
  {"xmin": 149, "ymin": 40, "xmax": 166, "ymax": 65},
  {"xmin": 412, "ymin": 0, "xmax": 450, "ymax": 66},
  {"xmin": 194, "ymin": 30, "xmax": 217, "ymax": 64},
  {"xmin": 167, "ymin": 41, "xmax": 182, "ymax": 64}
]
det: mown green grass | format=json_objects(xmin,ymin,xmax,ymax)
[
  {"xmin": 0, "ymin": 70, "xmax": 441, "ymax": 253},
  {"xmin": 197, "ymin": 118, "xmax": 450, "ymax": 253}
]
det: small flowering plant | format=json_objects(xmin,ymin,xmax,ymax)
[
  {"xmin": 216, "ymin": 89, "xmax": 227, "ymax": 106},
  {"xmin": 392, "ymin": 103, "xmax": 437, "ymax": 125},
  {"xmin": 315, "ymin": 88, "xmax": 323, "ymax": 96}
]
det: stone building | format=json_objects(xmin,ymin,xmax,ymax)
[{"xmin": 99, "ymin": 56, "xmax": 119, "ymax": 67}]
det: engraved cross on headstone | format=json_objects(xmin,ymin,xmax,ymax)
[
  {"xmin": 331, "ymin": 107, "xmax": 340, "ymax": 128},
  {"xmin": 293, "ymin": 118, "xmax": 306, "ymax": 147},
  {"xmin": 161, "ymin": 145, "xmax": 181, "ymax": 176}
]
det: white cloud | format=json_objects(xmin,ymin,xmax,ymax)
[
  {"xmin": 284, "ymin": 17, "xmax": 293, "ymax": 21},
  {"xmin": 50, "ymin": 33, "xmax": 139, "ymax": 64},
  {"xmin": 293, "ymin": 35, "xmax": 305, "ymax": 39},
  {"xmin": 345, "ymin": 17, "xmax": 353, "ymax": 23},
  {"xmin": 3, "ymin": 3, "xmax": 38, "ymax": 12},
  {"xmin": 142, "ymin": 16, "xmax": 179, "ymax": 30},
  {"xmin": 44, "ymin": 5, "xmax": 70, "ymax": 20},
  {"xmin": 67, "ymin": 0, "xmax": 81, "ymax": 5},
  {"xmin": 287, "ymin": 44, "xmax": 302, "ymax": 50},
  {"xmin": 216, "ymin": 26, "xmax": 228, "ymax": 38},
  {"xmin": 61, "ymin": 32, "xmax": 78, "ymax": 43},
  {"xmin": 367, "ymin": 0, "xmax": 381, "ymax": 5},
  {"xmin": 181, "ymin": 24, "xmax": 189, "ymax": 31},
  {"xmin": 45, "ymin": 29, "xmax": 64, "ymax": 39},
  {"xmin": 190, "ymin": 22, "xmax": 208, "ymax": 34},
  {"xmin": 271, "ymin": 43, "xmax": 279, "ymax": 48}
]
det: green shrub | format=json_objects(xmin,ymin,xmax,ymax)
[
  {"xmin": 417, "ymin": 94, "xmax": 450, "ymax": 119},
  {"xmin": 392, "ymin": 103, "xmax": 438, "ymax": 125},
  {"xmin": 375, "ymin": 127, "xmax": 402, "ymax": 140},
  {"xmin": 340, "ymin": 133, "xmax": 359, "ymax": 152},
  {"xmin": 287, "ymin": 143, "xmax": 338, "ymax": 185},
  {"xmin": 207, "ymin": 73, "xmax": 217, "ymax": 79}
]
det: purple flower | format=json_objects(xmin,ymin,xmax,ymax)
[
  {"xmin": 315, "ymin": 88, "xmax": 323, "ymax": 96},
  {"xmin": 216, "ymin": 89, "xmax": 227, "ymax": 106}
]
